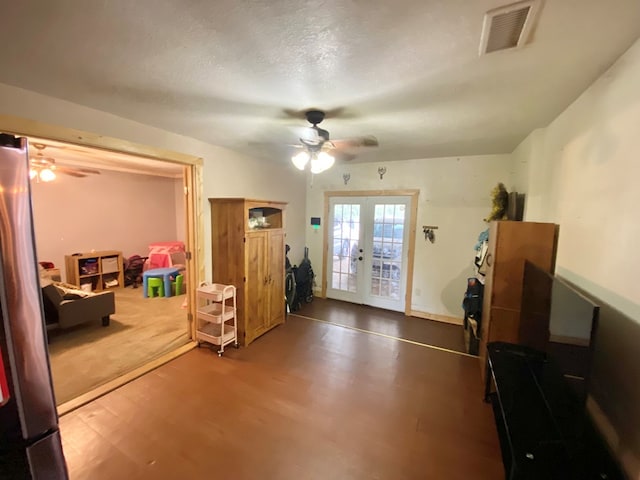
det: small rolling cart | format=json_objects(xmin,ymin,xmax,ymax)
[{"xmin": 196, "ymin": 283, "xmax": 238, "ymax": 356}]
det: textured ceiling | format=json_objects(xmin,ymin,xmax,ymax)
[{"xmin": 1, "ymin": 0, "xmax": 639, "ymax": 167}]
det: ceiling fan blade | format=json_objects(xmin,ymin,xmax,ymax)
[
  {"xmin": 247, "ymin": 141, "xmax": 304, "ymax": 152},
  {"xmin": 57, "ymin": 169, "xmax": 87, "ymax": 178},
  {"xmin": 69, "ymin": 167, "xmax": 101, "ymax": 175},
  {"xmin": 334, "ymin": 151, "xmax": 357, "ymax": 162},
  {"xmin": 320, "ymin": 145, "xmax": 356, "ymax": 161},
  {"xmin": 330, "ymin": 135, "xmax": 379, "ymax": 149},
  {"xmin": 30, "ymin": 158, "xmax": 49, "ymax": 167},
  {"xmin": 56, "ymin": 165, "xmax": 100, "ymax": 176}
]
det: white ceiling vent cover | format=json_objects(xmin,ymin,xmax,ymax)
[{"xmin": 479, "ymin": 0, "xmax": 540, "ymax": 55}]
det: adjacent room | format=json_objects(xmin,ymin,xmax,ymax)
[{"xmin": 27, "ymin": 137, "xmax": 192, "ymax": 407}]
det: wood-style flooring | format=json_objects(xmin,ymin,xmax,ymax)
[
  {"xmin": 59, "ymin": 312, "xmax": 502, "ymax": 479},
  {"xmin": 293, "ymin": 297, "xmax": 467, "ymax": 353}
]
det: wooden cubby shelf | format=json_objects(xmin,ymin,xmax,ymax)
[{"xmin": 64, "ymin": 250, "xmax": 124, "ymax": 292}]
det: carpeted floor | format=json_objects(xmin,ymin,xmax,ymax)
[{"xmin": 47, "ymin": 286, "xmax": 190, "ymax": 404}]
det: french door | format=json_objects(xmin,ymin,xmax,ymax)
[{"xmin": 326, "ymin": 196, "xmax": 410, "ymax": 311}]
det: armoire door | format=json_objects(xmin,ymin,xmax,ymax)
[
  {"xmin": 245, "ymin": 232, "xmax": 267, "ymax": 343},
  {"xmin": 267, "ymin": 230, "xmax": 285, "ymax": 328}
]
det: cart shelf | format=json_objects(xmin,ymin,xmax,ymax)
[
  {"xmin": 197, "ymin": 302, "xmax": 235, "ymax": 324},
  {"xmin": 196, "ymin": 323, "xmax": 237, "ymax": 346},
  {"xmin": 197, "ymin": 283, "xmax": 236, "ymax": 302},
  {"xmin": 196, "ymin": 282, "xmax": 238, "ymax": 356}
]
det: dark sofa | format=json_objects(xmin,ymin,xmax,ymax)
[{"xmin": 42, "ymin": 283, "xmax": 115, "ymax": 329}]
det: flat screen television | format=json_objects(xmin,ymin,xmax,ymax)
[{"xmin": 520, "ymin": 261, "xmax": 600, "ymax": 403}]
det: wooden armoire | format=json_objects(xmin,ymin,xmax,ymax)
[
  {"xmin": 209, "ymin": 198, "xmax": 287, "ymax": 346},
  {"xmin": 479, "ymin": 221, "xmax": 558, "ymax": 380}
]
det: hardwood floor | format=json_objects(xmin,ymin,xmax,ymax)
[
  {"xmin": 294, "ymin": 297, "xmax": 467, "ymax": 353},
  {"xmin": 60, "ymin": 314, "xmax": 502, "ymax": 480}
]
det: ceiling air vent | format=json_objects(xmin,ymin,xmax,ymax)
[{"xmin": 479, "ymin": 0, "xmax": 540, "ymax": 55}]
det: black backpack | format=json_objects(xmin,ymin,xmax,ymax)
[
  {"xmin": 293, "ymin": 247, "xmax": 314, "ymax": 305},
  {"xmin": 462, "ymin": 277, "xmax": 483, "ymax": 324}
]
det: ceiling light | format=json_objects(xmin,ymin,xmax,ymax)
[
  {"xmin": 292, "ymin": 150, "xmax": 334, "ymax": 174},
  {"xmin": 39, "ymin": 168, "xmax": 56, "ymax": 182},
  {"xmin": 310, "ymin": 151, "xmax": 335, "ymax": 174},
  {"xmin": 291, "ymin": 151, "xmax": 310, "ymax": 170},
  {"xmin": 29, "ymin": 168, "xmax": 38, "ymax": 180}
]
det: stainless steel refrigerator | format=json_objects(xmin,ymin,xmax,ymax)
[{"xmin": 0, "ymin": 134, "xmax": 68, "ymax": 478}]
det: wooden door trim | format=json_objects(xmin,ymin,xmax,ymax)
[
  {"xmin": 322, "ymin": 189, "xmax": 419, "ymax": 316},
  {"xmin": 0, "ymin": 114, "xmax": 201, "ymax": 165}
]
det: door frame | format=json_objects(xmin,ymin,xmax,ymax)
[
  {"xmin": 0, "ymin": 114, "xmax": 204, "ymax": 412},
  {"xmin": 322, "ymin": 189, "xmax": 419, "ymax": 316}
]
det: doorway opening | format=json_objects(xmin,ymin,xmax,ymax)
[{"xmin": 0, "ymin": 119, "xmax": 202, "ymax": 414}]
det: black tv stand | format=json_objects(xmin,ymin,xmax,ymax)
[{"xmin": 484, "ymin": 342, "xmax": 624, "ymax": 479}]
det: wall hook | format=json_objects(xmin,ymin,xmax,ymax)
[
  {"xmin": 343, "ymin": 173, "xmax": 351, "ymax": 185},
  {"xmin": 422, "ymin": 225, "xmax": 438, "ymax": 243},
  {"xmin": 378, "ymin": 167, "xmax": 387, "ymax": 180}
]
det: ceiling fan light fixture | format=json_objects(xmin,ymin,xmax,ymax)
[
  {"xmin": 39, "ymin": 168, "xmax": 56, "ymax": 182},
  {"xmin": 310, "ymin": 151, "xmax": 335, "ymax": 174},
  {"xmin": 291, "ymin": 151, "xmax": 310, "ymax": 170},
  {"xmin": 286, "ymin": 108, "xmax": 377, "ymax": 173}
]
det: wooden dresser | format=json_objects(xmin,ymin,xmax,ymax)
[{"xmin": 209, "ymin": 198, "xmax": 287, "ymax": 346}]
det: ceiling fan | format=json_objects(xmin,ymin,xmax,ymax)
[
  {"xmin": 289, "ymin": 109, "xmax": 378, "ymax": 173},
  {"xmin": 29, "ymin": 143, "xmax": 101, "ymax": 182}
]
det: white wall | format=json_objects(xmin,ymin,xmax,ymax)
[
  {"xmin": 305, "ymin": 154, "xmax": 512, "ymax": 319},
  {"xmin": 514, "ymin": 38, "xmax": 640, "ymax": 321},
  {"xmin": 30, "ymin": 169, "xmax": 181, "ymax": 281},
  {"xmin": 510, "ymin": 128, "xmax": 543, "ymax": 198},
  {"xmin": 200, "ymin": 146, "xmax": 307, "ymax": 270},
  {"xmin": 512, "ymin": 38, "xmax": 640, "ymax": 478},
  {"xmin": 0, "ymin": 83, "xmax": 307, "ymax": 281}
]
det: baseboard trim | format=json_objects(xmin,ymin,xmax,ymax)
[
  {"xmin": 57, "ymin": 342, "xmax": 197, "ymax": 416},
  {"xmin": 410, "ymin": 310, "xmax": 463, "ymax": 325}
]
